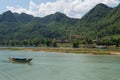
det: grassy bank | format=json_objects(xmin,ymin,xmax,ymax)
[{"xmin": 0, "ymin": 47, "xmax": 120, "ymax": 55}]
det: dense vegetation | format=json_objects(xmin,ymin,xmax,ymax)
[{"xmin": 0, "ymin": 3, "xmax": 120, "ymax": 47}]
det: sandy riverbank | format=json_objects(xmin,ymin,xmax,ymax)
[{"xmin": 0, "ymin": 47, "xmax": 120, "ymax": 55}]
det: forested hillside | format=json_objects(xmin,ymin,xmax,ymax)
[
  {"xmin": 74, "ymin": 3, "xmax": 120, "ymax": 38},
  {"xmin": 0, "ymin": 3, "xmax": 120, "ymax": 41}
]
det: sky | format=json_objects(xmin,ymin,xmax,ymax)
[{"xmin": 0, "ymin": 0, "xmax": 120, "ymax": 18}]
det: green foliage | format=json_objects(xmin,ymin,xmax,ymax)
[
  {"xmin": 0, "ymin": 3, "xmax": 120, "ymax": 42},
  {"xmin": 72, "ymin": 39, "xmax": 79, "ymax": 48},
  {"xmin": 95, "ymin": 37, "xmax": 120, "ymax": 47},
  {"xmin": 52, "ymin": 42, "xmax": 58, "ymax": 47},
  {"xmin": 112, "ymin": 38, "xmax": 120, "ymax": 47},
  {"xmin": 79, "ymin": 3, "xmax": 112, "ymax": 26}
]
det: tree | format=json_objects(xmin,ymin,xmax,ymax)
[
  {"xmin": 72, "ymin": 39, "xmax": 79, "ymax": 48},
  {"xmin": 113, "ymin": 38, "xmax": 120, "ymax": 47},
  {"xmin": 45, "ymin": 39, "xmax": 52, "ymax": 47},
  {"xmin": 53, "ymin": 42, "xmax": 58, "ymax": 47}
]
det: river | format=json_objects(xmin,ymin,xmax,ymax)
[{"xmin": 0, "ymin": 50, "xmax": 120, "ymax": 80}]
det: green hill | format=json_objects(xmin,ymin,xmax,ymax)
[
  {"xmin": 0, "ymin": 3, "xmax": 120, "ymax": 41},
  {"xmin": 79, "ymin": 3, "xmax": 112, "ymax": 26},
  {"xmin": 76, "ymin": 3, "xmax": 120, "ymax": 38}
]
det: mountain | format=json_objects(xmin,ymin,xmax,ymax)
[
  {"xmin": 75, "ymin": 3, "xmax": 120, "ymax": 38},
  {"xmin": 41, "ymin": 12, "xmax": 78, "ymax": 24},
  {"xmin": 0, "ymin": 14, "xmax": 1, "ymax": 19},
  {"xmin": 0, "ymin": 11, "xmax": 17, "ymax": 22},
  {"xmin": 79, "ymin": 3, "xmax": 112, "ymax": 26},
  {"xmin": 0, "ymin": 11, "xmax": 77, "ymax": 40},
  {"xmin": 0, "ymin": 3, "xmax": 120, "ymax": 41},
  {"xmin": 95, "ymin": 3, "xmax": 120, "ymax": 37},
  {"xmin": 17, "ymin": 13, "xmax": 34, "ymax": 23},
  {"xmin": 105, "ymin": 3, "xmax": 120, "ymax": 23}
]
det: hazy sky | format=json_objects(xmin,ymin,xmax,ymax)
[{"xmin": 1, "ymin": 0, "xmax": 120, "ymax": 18}]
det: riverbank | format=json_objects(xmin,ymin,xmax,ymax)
[{"xmin": 0, "ymin": 47, "xmax": 120, "ymax": 55}]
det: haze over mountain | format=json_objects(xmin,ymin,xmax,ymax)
[{"xmin": 0, "ymin": 3, "xmax": 120, "ymax": 41}]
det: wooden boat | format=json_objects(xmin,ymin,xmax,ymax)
[{"xmin": 9, "ymin": 57, "xmax": 32, "ymax": 63}]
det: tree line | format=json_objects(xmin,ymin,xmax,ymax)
[
  {"xmin": 0, "ymin": 37, "xmax": 120, "ymax": 48},
  {"xmin": 0, "ymin": 39, "xmax": 57, "ymax": 47}
]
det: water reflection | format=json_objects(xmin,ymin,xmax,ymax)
[
  {"xmin": 10, "ymin": 61, "xmax": 33, "ymax": 65},
  {"xmin": 1, "ymin": 59, "xmax": 33, "ymax": 65}
]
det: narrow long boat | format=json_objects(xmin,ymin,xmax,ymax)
[{"xmin": 9, "ymin": 57, "xmax": 32, "ymax": 63}]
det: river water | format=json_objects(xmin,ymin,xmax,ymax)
[{"xmin": 0, "ymin": 50, "xmax": 120, "ymax": 80}]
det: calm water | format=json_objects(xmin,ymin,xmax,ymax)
[{"xmin": 0, "ymin": 50, "xmax": 120, "ymax": 80}]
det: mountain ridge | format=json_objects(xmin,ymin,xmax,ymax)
[{"xmin": 0, "ymin": 3, "xmax": 120, "ymax": 40}]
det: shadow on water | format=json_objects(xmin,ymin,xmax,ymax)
[
  {"xmin": 0, "ymin": 60, "xmax": 33, "ymax": 65},
  {"xmin": 10, "ymin": 61, "xmax": 33, "ymax": 65}
]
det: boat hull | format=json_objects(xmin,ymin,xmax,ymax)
[{"xmin": 9, "ymin": 57, "xmax": 32, "ymax": 63}]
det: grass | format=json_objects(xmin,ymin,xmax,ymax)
[{"xmin": 0, "ymin": 47, "xmax": 120, "ymax": 55}]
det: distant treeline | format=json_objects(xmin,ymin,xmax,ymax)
[
  {"xmin": 0, "ymin": 39, "xmax": 57, "ymax": 47},
  {"xmin": 0, "ymin": 37, "xmax": 120, "ymax": 48}
]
